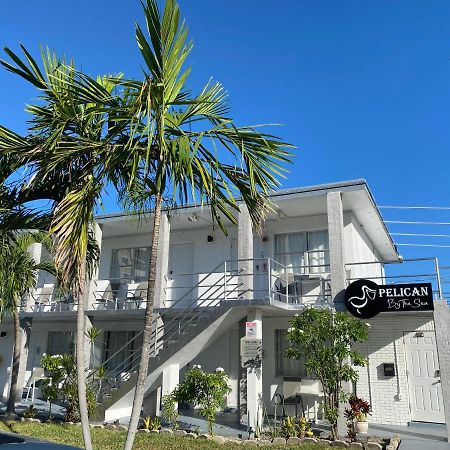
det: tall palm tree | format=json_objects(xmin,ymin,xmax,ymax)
[
  {"xmin": 0, "ymin": 5, "xmax": 293, "ymax": 449},
  {"xmin": 0, "ymin": 231, "xmax": 55, "ymax": 416},
  {"xmin": 0, "ymin": 50, "xmax": 112, "ymax": 449},
  {"xmin": 120, "ymin": 1, "xmax": 294, "ymax": 448}
]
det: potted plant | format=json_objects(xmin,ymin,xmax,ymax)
[{"xmin": 344, "ymin": 395, "xmax": 371, "ymax": 435}]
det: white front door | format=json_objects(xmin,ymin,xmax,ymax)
[
  {"xmin": 168, "ymin": 243, "xmax": 194, "ymax": 307},
  {"xmin": 404, "ymin": 331, "xmax": 445, "ymax": 423}
]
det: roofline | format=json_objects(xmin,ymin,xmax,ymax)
[
  {"xmin": 95, "ymin": 179, "xmax": 369, "ymax": 222},
  {"xmin": 95, "ymin": 178, "xmax": 398, "ymax": 258}
]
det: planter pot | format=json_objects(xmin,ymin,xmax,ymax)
[{"xmin": 355, "ymin": 421, "xmax": 368, "ymax": 434}]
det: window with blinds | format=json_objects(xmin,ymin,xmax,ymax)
[
  {"xmin": 110, "ymin": 247, "xmax": 151, "ymax": 283},
  {"xmin": 274, "ymin": 230, "xmax": 330, "ymax": 274}
]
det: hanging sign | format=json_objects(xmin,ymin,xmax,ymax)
[{"xmin": 345, "ymin": 279, "xmax": 433, "ymax": 319}]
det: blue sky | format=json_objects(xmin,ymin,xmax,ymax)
[{"xmin": 1, "ymin": 0, "xmax": 450, "ymax": 277}]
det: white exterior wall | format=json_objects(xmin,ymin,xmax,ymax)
[
  {"xmin": 0, "ymin": 324, "xmax": 14, "ymax": 401},
  {"xmin": 189, "ymin": 324, "xmax": 240, "ymax": 408},
  {"xmin": 355, "ymin": 313, "xmax": 435, "ymax": 425},
  {"xmin": 255, "ymin": 215, "xmax": 329, "ymax": 261},
  {"xmin": 344, "ymin": 213, "xmax": 383, "ymax": 281}
]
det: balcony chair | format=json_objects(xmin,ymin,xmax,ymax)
[
  {"xmin": 33, "ymin": 284, "xmax": 54, "ymax": 312},
  {"xmin": 93, "ymin": 280, "xmax": 114, "ymax": 310},
  {"xmin": 23, "ymin": 367, "xmax": 46, "ymax": 402},
  {"xmin": 125, "ymin": 282, "xmax": 148, "ymax": 309}
]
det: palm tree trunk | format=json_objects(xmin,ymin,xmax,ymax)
[
  {"xmin": 124, "ymin": 192, "xmax": 163, "ymax": 450},
  {"xmin": 76, "ymin": 261, "xmax": 93, "ymax": 450},
  {"xmin": 6, "ymin": 310, "xmax": 22, "ymax": 416}
]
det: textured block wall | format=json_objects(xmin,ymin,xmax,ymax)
[{"xmin": 354, "ymin": 313, "xmax": 434, "ymax": 425}]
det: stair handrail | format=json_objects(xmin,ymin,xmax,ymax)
[
  {"xmin": 103, "ymin": 265, "xmax": 245, "ymax": 385},
  {"xmin": 91, "ymin": 258, "xmax": 265, "ymax": 394}
]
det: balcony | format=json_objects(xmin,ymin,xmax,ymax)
[
  {"xmin": 89, "ymin": 254, "xmax": 332, "ymax": 312},
  {"xmin": 26, "ymin": 256, "xmax": 446, "ymax": 316}
]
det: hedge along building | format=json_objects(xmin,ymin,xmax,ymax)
[{"xmin": 0, "ymin": 179, "xmax": 449, "ymax": 437}]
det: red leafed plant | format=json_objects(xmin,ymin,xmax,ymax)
[
  {"xmin": 345, "ymin": 395, "xmax": 371, "ymax": 422},
  {"xmin": 344, "ymin": 395, "xmax": 371, "ymax": 440}
]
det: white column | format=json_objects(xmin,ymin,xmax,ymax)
[
  {"xmin": 16, "ymin": 318, "xmax": 32, "ymax": 403},
  {"xmin": 246, "ymin": 308, "xmax": 263, "ymax": 433},
  {"xmin": 238, "ymin": 205, "xmax": 254, "ymax": 300},
  {"xmin": 154, "ymin": 213, "xmax": 170, "ymax": 308},
  {"xmin": 87, "ymin": 222, "xmax": 102, "ymax": 311},
  {"xmin": 326, "ymin": 192, "xmax": 346, "ymax": 303},
  {"xmin": 327, "ymin": 192, "xmax": 349, "ymax": 436},
  {"xmin": 158, "ymin": 363, "xmax": 180, "ymax": 417},
  {"xmin": 26, "ymin": 243, "xmax": 43, "ymax": 312}
]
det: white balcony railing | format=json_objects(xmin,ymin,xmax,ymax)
[{"xmin": 34, "ymin": 252, "xmax": 449, "ymax": 313}]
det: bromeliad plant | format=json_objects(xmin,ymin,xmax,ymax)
[{"xmin": 285, "ymin": 308, "xmax": 369, "ymax": 440}]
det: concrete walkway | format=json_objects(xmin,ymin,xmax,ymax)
[{"xmin": 369, "ymin": 423, "xmax": 450, "ymax": 450}]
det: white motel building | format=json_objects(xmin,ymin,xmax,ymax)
[{"xmin": 1, "ymin": 179, "xmax": 449, "ymax": 436}]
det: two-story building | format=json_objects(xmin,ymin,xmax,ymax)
[{"xmin": 1, "ymin": 179, "xmax": 449, "ymax": 435}]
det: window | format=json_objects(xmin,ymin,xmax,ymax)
[
  {"xmin": 275, "ymin": 330, "xmax": 305, "ymax": 378},
  {"xmin": 111, "ymin": 247, "xmax": 151, "ymax": 283},
  {"xmin": 274, "ymin": 230, "xmax": 329, "ymax": 274},
  {"xmin": 47, "ymin": 331, "xmax": 75, "ymax": 356},
  {"xmin": 103, "ymin": 331, "xmax": 143, "ymax": 377}
]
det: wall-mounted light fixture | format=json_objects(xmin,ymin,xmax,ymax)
[{"xmin": 207, "ymin": 235, "xmax": 214, "ymax": 243}]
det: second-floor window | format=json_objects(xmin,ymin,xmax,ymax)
[
  {"xmin": 111, "ymin": 247, "xmax": 151, "ymax": 283},
  {"xmin": 274, "ymin": 230, "xmax": 330, "ymax": 274}
]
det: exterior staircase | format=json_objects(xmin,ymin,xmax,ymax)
[{"xmin": 88, "ymin": 262, "xmax": 249, "ymax": 422}]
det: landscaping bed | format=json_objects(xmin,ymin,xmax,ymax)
[{"xmin": 0, "ymin": 420, "xmax": 400, "ymax": 450}]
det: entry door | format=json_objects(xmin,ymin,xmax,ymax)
[
  {"xmin": 168, "ymin": 243, "xmax": 194, "ymax": 307},
  {"xmin": 404, "ymin": 331, "xmax": 445, "ymax": 423}
]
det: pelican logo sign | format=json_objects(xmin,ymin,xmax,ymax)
[{"xmin": 345, "ymin": 279, "xmax": 434, "ymax": 318}]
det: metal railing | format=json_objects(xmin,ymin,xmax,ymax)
[
  {"xmin": 345, "ymin": 257, "xmax": 444, "ymax": 300},
  {"xmin": 86, "ymin": 257, "xmax": 332, "ymax": 397}
]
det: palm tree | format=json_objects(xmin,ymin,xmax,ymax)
[
  {"xmin": 120, "ymin": 1, "xmax": 294, "ymax": 448},
  {"xmin": 0, "ymin": 5, "xmax": 293, "ymax": 449},
  {"xmin": 0, "ymin": 50, "xmax": 111, "ymax": 449},
  {"xmin": 0, "ymin": 231, "xmax": 55, "ymax": 416}
]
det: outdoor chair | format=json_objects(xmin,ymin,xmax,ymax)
[
  {"xmin": 33, "ymin": 284, "xmax": 54, "ymax": 312},
  {"xmin": 23, "ymin": 367, "xmax": 46, "ymax": 402}
]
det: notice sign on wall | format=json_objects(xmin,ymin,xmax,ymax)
[
  {"xmin": 345, "ymin": 279, "xmax": 434, "ymax": 319},
  {"xmin": 240, "ymin": 337, "xmax": 262, "ymax": 368},
  {"xmin": 246, "ymin": 321, "xmax": 257, "ymax": 337}
]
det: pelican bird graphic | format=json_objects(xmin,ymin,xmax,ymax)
[{"xmin": 348, "ymin": 285, "xmax": 377, "ymax": 314}]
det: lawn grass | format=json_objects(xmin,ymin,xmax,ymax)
[{"xmin": 0, "ymin": 421, "xmax": 326, "ymax": 449}]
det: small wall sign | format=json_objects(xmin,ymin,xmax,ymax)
[
  {"xmin": 240, "ymin": 337, "xmax": 262, "ymax": 368},
  {"xmin": 246, "ymin": 321, "xmax": 257, "ymax": 337},
  {"xmin": 345, "ymin": 279, "xmax": 433, "ymax": 319}
]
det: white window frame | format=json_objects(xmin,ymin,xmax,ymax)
[{"xmin": 274, "ymin": 230, "xmax": 330, "ymax": 274}]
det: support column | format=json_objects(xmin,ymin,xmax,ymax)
[
  {"xmin": 154, "ymin": 213, "xmax": 170, "ymax": 308},
  {"xmin": 84, "ymin": 315, "xmax": 94, "ymax": 369},
  {"xmin": 158, "ymin": 363, "xmax": 180, "ymax": 417},
  {"xmin": 327, "ymin": 192, "xmax": 349, "ymax": 437},
  {"xmin": 327, "ymin": 192, "xmax": 346, "ymax": 304},
  {"xmin": 16, "ymin": 318, "xmax": 32, "ymax": 403},
  {"xmin": 238, "ymin": 205, "xmax": 253, "ymax": 300},
  {"xmin": 26, "ymin": 243, "xmax": 42, "ymax": 312},
  {"xmin": 87, "ymin": 222, "xmax": 103, "ymax": 310},
  {"xmin": 433, "ymin": 301, "xmax": 450, "ymax": 442},
  {"xmin": 246, "ymin": 308, "xmax": 263, "ymax": 434}
]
